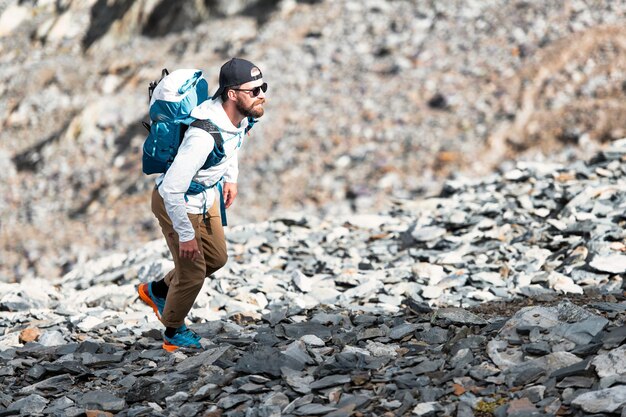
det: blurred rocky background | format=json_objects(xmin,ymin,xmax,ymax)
[{"xmin": 1, "ymin": 0, "xmax": 626, "ymax": 282}]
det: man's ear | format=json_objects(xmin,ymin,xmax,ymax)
[{"xmin": 227, "ymin": 89, "xmax": 237, "ymax": 101}]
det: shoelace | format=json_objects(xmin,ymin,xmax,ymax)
[
  {"xmin": 179, "ymin": 327, "xmax": 201, "ymax": 342},
  {"xmin": 168, "ymin": 325, "xmax": 200, "ymax": 341}
]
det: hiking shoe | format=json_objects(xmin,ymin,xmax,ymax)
[
  {"xmin": 167, "ymin": 323, "xmax": 199, "ymax": 341},
  {"xmin": 162, "ymin": 327, "xmax": 202, "ymax": 351},
  {"xmin": 137, "ymin": 282, "xmax": 165, "ymax": 320},
  {"xmin": 178, "ymin": 325, "xmax": 201, "ymax": 342}
]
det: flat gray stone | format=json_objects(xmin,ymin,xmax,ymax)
[
  {"xmin": 357, "ymin": 327, "xmax": 385, "ymax": 341},
  {"xmin": 281, "ymin": 322, "xmax": 333, "ymax": 340},
  {"xmin": 571, "ymin": 385, "xmax": 626, "ymax": 413},
  {"xmin": 19, "ymin": 374, "xmax": 74, "ymax": 395},
  {"xmin": 487, "ymin": 340, "xmax": 524, "ymax": 369},
  {"xmin": 412, "ymin": 401, "xmax": 440, "ymax": 416},
  {"xmin": 281, "ymin": 367, "xmax": 313, "ymax": 394},
  {"xmin": 216, "ymin": 394, "xmax": 252, "ymax": 409},
  {"xmin": 411, "ymin": 226, "xmax": 446, "ymax": 242},
  {"xmin": 506, "ymin": 364, "xmax": 545, "ymax": 387},
  {"xmin": 192, "ymin": 383, "xmax": 220, "ymax": 401},
  {"xmin": 310, "ymin": 312, "xmax": 346, "ymax": 325},
  {"xmin": 78, "ymin": 391, "xmax": 126, "ymax": 412},
  {"xmin": 80, "ymin": 352, "xmax": 124, "ymax": 366},
  {"xmin": 125, "ymin": 377, "xmax": 165, "ymax": 403},
  {"xmin": 389, "ymin": 323, "xmax": 419, "ymax": 340},
  {"xmin": 589, "ymin": 254, "xmax": 626, "ymax": 273},
  {"xmin": 592, "ymin": 345, "xmax": 626, "ymax": 378},
  {"xmin": 417, "ymin": 328, "xmax": 449, "ymax": 345},
  {"xmin": 602, "ymin": 325, "xmax": 626, "ymax": 348},
  {"xmin": 309, "ymin": 374, "xmax": 351, "ymax": 390},
  {"xmin": 323, "ymin": 404, "xmax": 357, "ymax": 417},
  {"xmin": 296, "ymin": 403, "xmax": 338, "ymax": 415},
  {"xmin": 254, "ymin": 405, "xmax": 282, "ymax": 417},
  {"xmin": 552, "ymin": 316, "xmax": 609, "ymax": 345},
  {"xmin": 337, "ymin": 394, "xmax": 371, "ymax": 410},
  {"xmin": 556, "ymin": 376, "xmax": 595, "ymax": 388},
  {"xmin": 499, "ymin": 302, "xmax": 596, "ymax": 341},
  {"xmin": 235, "ymin": 345, "xmax": 306, "ymax": 377},
  {"xmin": 292, "ymin": 270, "xmax": 313, "ymax": 292},
  {"xmin": 589, "ymin": 302, "xmax": 626, "ymax": 312},
  {"xmin": 522, "ymin": 342, "xmax": 551, "ymax": 356},
  {"xmin": 456, "ymin": 402, "xmax": 474, "ymax": 417},
  {"xmin": 262, "ymin": 306, "xmax": 288, "ymax": 327},
  {"xmin": 263, "ymin": 392, "xmax": 290, "ymax": 407},
  {"xmin": 43, "ymin": 360, "xmax": 91, "ymax": 376},
  {"xmin": 44, "ymin": 396, "xmax": 75, "ymax": 413},
  {"xmin": 283, "ymin": 394, "xmax": 314, "ymax": 414},
  {"xmin": 300, "ymin": 334, "xmax": 325, "ymax": 347},
  {"xmin": 175, "ymin": 346, "xmax": 230, "ymax": 374},
  {"xmin": 505, "ymin": 352, "xmax": 582, "ymax": 386},
  {"xmin": 238, "ymin": 383, "xmax": 266, "ymax": 393},
  {"xmin": 550, "ymin": 357, "xmax": 593, "ymax": 380},
  {"xmin": 434, "ymin": 308, "xmax": 487, "ymax": 325},
  {"xmin": 7, "ymin": 394, "xmax": 48, "ymax": 414},
  {"xmin": 165, "ymin": 391, "xmax": 189, "ymax": 406},
  {"xmin": 283, "ymin": 341, "xmax": 315, "ymax": 366},
  {"xmin": 407, "ymin": 359, "xmax": 445, "ymax": 375},
  {"xmin": 518, "ymin": 386, "xmax": 545, "ymax": 403},
  {"xmin": 38, "ymin": 330, "xmax": 66, "ymax": 347}
]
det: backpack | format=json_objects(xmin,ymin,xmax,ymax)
[{"xmin": 141, "ymin": 68, "xmax": 211, "ymax": 175}]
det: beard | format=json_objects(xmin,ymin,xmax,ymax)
[{"xmin": 236, "ymin": 98, "xmax": 265, "ymax": 119}]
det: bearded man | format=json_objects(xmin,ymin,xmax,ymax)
[{"xmin": 138, "ymin": 58, "xmax": 267, "ymax": 350}]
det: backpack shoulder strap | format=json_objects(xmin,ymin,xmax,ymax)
[
  {"xmin": 245, "ymin": 116, "xmax": 257, "ymax": 134},
  {"xmin": 190, "ymin": 119, "xmax": 223, "ymax": 149}
]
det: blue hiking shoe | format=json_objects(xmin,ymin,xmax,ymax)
[
  {"xmin": 178, "ymin": 325, "xmax": 201, "ymax": 342},
  {"xmin": 138, "ymin": 282, "xmax": 165, "ymax": 319},
  {"xmin": 162, "ymin": 327, "xmax": 202, "ymax": 351}
]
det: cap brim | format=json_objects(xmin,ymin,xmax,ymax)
[{"xmin": 212, "ymin": 86, "xmax": 225, "ymax": 100}]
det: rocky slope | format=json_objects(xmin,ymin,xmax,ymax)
[
  {"xmin": 1, "ymin": 0, "xmax": 626, "ymax": 281},
  {"xmin": 0, "ymin": 141, "xmax": 625, "ymax": 416}
]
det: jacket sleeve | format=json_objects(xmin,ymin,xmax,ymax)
[
  {"xmin": 160, "ymin": 129, "xmax": 214, "ymax": 242},
  {"xmin": 223, "ymin": 150, "xmax": 239, "ymax": 183}
]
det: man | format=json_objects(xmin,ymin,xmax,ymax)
[{"xmin": 138, "ymin": 58, "xmax": 267, "ymax": 351}]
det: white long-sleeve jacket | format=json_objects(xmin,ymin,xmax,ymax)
[{"xmin": 156, "ymin": 97, "xmax": 250, "ymax": 242}]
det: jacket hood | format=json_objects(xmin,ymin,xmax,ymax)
[{"xmin": 190, "ymin": 97, "xmax": 247, "ymax": 134}]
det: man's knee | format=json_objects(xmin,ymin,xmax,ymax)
[{"xmin": 206, "ymin": 252, "xmax": 228, "ymax": 272}]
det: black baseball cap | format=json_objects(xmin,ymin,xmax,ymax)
[{"xmin": 212, "ymin": 58, "xmax": 263, "ymax": 100}]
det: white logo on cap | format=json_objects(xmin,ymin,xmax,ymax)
[{"xmin": 251, "ymin": 67, "xmax": 261, "ymax": 77}]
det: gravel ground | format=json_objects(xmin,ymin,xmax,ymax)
[{"xmin": 1, "ymin": 2, "xmax": 626, "ymax": 283}]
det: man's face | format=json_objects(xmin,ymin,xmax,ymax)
[{"xmin": 233, "ymin": 78, "xmax": 266, "ymax": 119}]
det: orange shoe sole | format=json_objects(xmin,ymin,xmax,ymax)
[
  {"xmin": 138, "ymin": 283, "xmax": 161, "ymax": 320},
  {"xmin": 162, "ymin": 342, "xmax": 178, "ymax": 352}
]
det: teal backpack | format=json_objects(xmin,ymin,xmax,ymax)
[{"xmin": 142, "ymin": 68, "xmax": 210, "ymax": 175}]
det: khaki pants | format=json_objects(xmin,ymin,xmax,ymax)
[{"xmin": 151, "ymin": 188, "xmax": 227, "ymax": 328}]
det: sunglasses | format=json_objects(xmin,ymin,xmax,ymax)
[{"xmin": 232, "ymin": 82, "xmax": 268, "ymax": 97}]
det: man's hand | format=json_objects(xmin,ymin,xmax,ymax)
[
  {"xmin": 180, "ymin": 239, "xmax": 200, "ymax": 260},
  {"xmin": 223, "ymin": 182, "xmax": 238, "ymax": 209}
]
